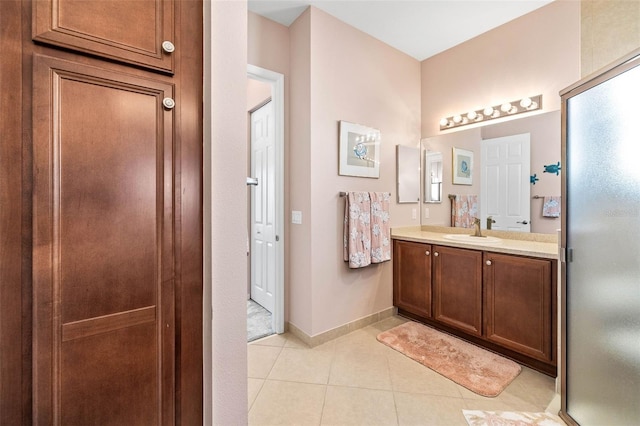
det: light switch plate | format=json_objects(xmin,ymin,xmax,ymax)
[{"xmin": 291, "ymin": 210, "xmax": 302, "ymax": 224}]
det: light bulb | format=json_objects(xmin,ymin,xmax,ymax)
[
  {"xmin": 439, "ymin": 118, "xmax": 449, "ymax": 127},
  {"xmin": 467, "ymin": 110, "xmax": 477, "ymax": 120},
  {"xmin": 501, "ymin": 102, "xmax": 512, "ymax": 113},
  {"xmin": 483, "ymin": 107, "xmax": 494, "ymax": 116},
  {"xmin": 519, "ymin": 97, "xmax": 532, "ymax": 108},
  {"xmin": 453, "ymin": 115, "xmax": 462, "ymax": 124},
  {"xmin": 528, "ymin": 101, "xmax": 538, "ymax": 110}
]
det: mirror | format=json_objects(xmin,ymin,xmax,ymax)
[
  {"xmin": 396, "ymin": 145, "xmax": 420, "ymax": 203},
  {"xmin": 424, "ymin": 151, "xmax": 442, "ymax": 203},
  {"xmin": 420, "ymin": 111, "xmax": 561, "ymax": 234}
]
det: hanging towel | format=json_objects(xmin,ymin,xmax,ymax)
[
  {"xmin": 542, "ymin": 196, "xmax": 561, "ymax": 218},
  {"xmin": 343, "ymin": 192, "xmax": 391, "ymax": 268},
  {"xmin": 343, "ymin": 192, "xmax": 372, "ymax": 268},
  {"xmin": 450, "ymin": 195, "xmax": 478, "ymax": 228},
  {"xmin": 369, "ymin": 192, "xmax": 391, "ymax": 264}
]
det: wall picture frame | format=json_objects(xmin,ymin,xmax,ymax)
[
  {"xmin": 339, "ymin": 120, "xmax": 381, "ymax": 178},
  {"xmin": 452, "ymin": 147, "xmax": 473, "ymax": 185}
]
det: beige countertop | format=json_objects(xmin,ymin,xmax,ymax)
[{"xmin": 391, "ymin": 226, "xmax": 559, "ymax": 260}]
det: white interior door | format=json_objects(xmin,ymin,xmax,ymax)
[
  {"xmin": 481, "ymin": 133, "xmax": 531, "ymax": 231},
  {"xmin": 250, "ymin": 101, "xmax": 275, "ymax": 312}
]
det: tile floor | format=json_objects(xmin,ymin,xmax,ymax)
[{"xmin": 248, "ymin": 315, "xmax": 558, "ymax": 426}]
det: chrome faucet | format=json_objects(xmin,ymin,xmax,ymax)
[{"xmin": 472, "ymin": 217, "xmax": 482, "ymax": 237}]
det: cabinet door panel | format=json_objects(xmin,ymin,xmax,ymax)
[
  {"xmin": 32, "ymin": 54, "xmax": 175, "ymax": 424},
  {"xmin": 433, "ymin": 245, "xmax": 483, "ymax": 336},
  {"xmin": 484, "ymin": 253, "xmax": 553, "ymax": 362},
  {"xmin": 393, "ymin": 240, "xmax": 432, "ymax": 318},
  {"xmin": 33, "ymin": 0, "xmax": 175, "ymax": 73}
]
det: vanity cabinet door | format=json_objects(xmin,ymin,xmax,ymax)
[
  {"xmin": 393, "ymin": 240, "xmax": 432, "ymax": 318},
  {"xmin": 484, "ymin": 252, "xmax": 555, "ymax": 363},
  {"xmin": 432, "ymin": 245, "xmax": 483, "ymax": 336}
]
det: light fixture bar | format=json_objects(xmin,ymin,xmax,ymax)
[{"xmin": 439, "ymin": 94, "xmax": 542, "ymax": 131}]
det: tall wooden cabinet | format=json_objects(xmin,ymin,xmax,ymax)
[{"xmin": 0, "ymin": 1, "xmax": 203, "ymax": 424}]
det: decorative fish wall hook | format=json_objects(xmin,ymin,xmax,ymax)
[
  {"xmin": 530, "ymin": 174, "xmax": 539, "ymax": 185},
  {"xmin": 543, "ymin": 162, "xmax": 561, "ymax": 175}
]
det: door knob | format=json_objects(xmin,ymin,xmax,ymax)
[
  {"xmin": 162, "ymin": 98, "xmax": 175, "ymax": 109},
  {"xmin": 517, "ymin": 220, "xmax": 529, "ymax": 224},
  {"xmin": 246, "ymin": 177, "xmax": 259, "ymax": 186},
  {"xmin": 434, "ymin": 252, "xmax": 439, "ymax": 257},
  {"xmin": 486, "ymin": 260, "xmax": 492, "ymax": 266},
  {"xmin": 425, "ymin": 250, "xmax": 430, "ymax": 256},
  {"xmin": 162, "ymin": 41, "xmax": 175, "ymax": 53}
]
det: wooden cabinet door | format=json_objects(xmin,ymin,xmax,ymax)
[
  {"xmin": 393, "ymin": 240, "xmax": 432, "ymax": 318},
  {"xmin": 32, "ymin": 54, "xmax": 175, "ymax": 425},
  {"xmin": 484, "ymin": 253, "xmax": 554, "ymax": 362},
  {"xmin": 432, "ymin": 245, "xmax": 483, "ymax": 336},
  {"xmin": 33, "ymin": 0, "xmax": 175, "ymax": 73}
]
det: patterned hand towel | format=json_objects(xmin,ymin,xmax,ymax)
[
  {"xmin": 343, "ymin": 192, "xmax": 372, "ymax": 268},
  {"xmin": 369, "ymin": 192, "xmax": 391, "ymax": 264},
  {"xmin": 542, "ymin": 196, "xmax": 560, "ymax": 218}
]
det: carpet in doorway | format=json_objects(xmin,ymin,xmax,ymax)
[
  {"xmin": 463, "ymin": 410, "xmax": 566, "ymax": 426},
  {"xmin": 247, "ymin": 299, "xmax": 273, "ymax": 342},
  {"xmin": 377, "ymin": 321, "xmax": 521, "ymax": 397}
]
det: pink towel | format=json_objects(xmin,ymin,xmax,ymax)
[
  {"xmin": 343, "ymin": 192, "xmax": 391, "ymax": 268},
  {"xmin": 370, "ymin": 192, "xmax": 391, "ymax": 264},
  {"xmin": 451, "ymin": 195, "xmax": 478, "ymax": 228}
]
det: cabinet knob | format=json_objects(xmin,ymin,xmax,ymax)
[
  {"xmin": 486, "ymin": 260, "xmax": 492, "ymax": 266},
  {"xmin": 434, "ymin": 252, "xmax": 439, "ymax": 257},
  {"xmin": 162, "ymin": 41, "xmax": 175, "ymax": 53},
  {"xmin": 163, "ymin": 97, "xmax": 176, "ymax": 109},
  {"xmin": 425, "ymin": 250, "xmax": 430, "ymax": 256}
]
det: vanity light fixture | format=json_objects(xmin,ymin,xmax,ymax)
[{"xmin": 439, "ymin": 94, "xmax": 542, "ymax": 131}]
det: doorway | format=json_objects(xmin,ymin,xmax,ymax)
[
  {"xmin": 480, "ymin": 133, "xmax": 531, "ymax": 231},
  {"xmin": 247, "ymin": 65, "xmax": 284, "ymax": 339}
]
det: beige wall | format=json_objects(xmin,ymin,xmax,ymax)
[
  {"xmin": 421, "ymin": 0, "xmax": 580, "ymax": 138},
  {"xmin": 581, "ymin": 0, "xmax": 640, "ymax": 77},
  {"xmin": 291, "ymin": 7, "xmax": 422, "ymax": 336},
  {"xmin": 288, "ymin": 8, "xmax": 314, "ymax": 333},
  {"xmin": 249, "ymin": 7, "xmax": 422, "ymax": 337},
  {"xmin": 419, "ymin": 1, "xmax": 579, "ymax": 233},
  {"xmin": 247, "ymin": 78, "xmax": 271, "ymax": 111},
  {"xmin": 204, "ymin": 1, "xmax": 248, "ymax": 424}
]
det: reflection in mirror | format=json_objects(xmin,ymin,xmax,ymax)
[
  {"xmin": 396, "ymin": 145, "xmax": 420, "ymax": 203},
  {"xmin": 424, "ymin": 152, "xmax": 442, "ymax": 203},
  {"xmin": 420, "ymin": 111, "xmax": 561, "ymax": 234}
]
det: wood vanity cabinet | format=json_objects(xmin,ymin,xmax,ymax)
[
  {"xmin": 484, "ymin": 252, "xmax": 555, "ymax": 363},
  {"xmin": 393, "ymin": 240, "xmax": 432, "ymax": 318},
  {"xmin": 432, "ymin": 246, "xmax": 483, "ymax": 336},
  {"xmin": 393, "ymin": 239, "xmax": 557, "ymax": 375}
]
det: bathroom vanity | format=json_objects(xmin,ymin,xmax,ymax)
[{"xmin": 392, "ymin": 227, "xmax": 558, "ymax": 376}]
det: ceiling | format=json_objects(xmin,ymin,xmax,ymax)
[{"xmin": 248, "ymin": 0, "xmax": 554, "ymax": 61}]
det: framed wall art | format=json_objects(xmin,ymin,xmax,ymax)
[
  {"xmin": 339, "ymin": 120, "xmax": 380, "ymax": 178},
  {"xmin": 452, "ymin": 147, "xmax": 473, "ymax": 185}
]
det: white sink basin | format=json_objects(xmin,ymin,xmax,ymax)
[{"xmin": 443, "ymin": 234, "xmax": 502, "ymax": 245}]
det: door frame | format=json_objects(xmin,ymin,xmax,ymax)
[{"xmin": 247, "ymin": 64, "xmax": 284, "ymax": 334}]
